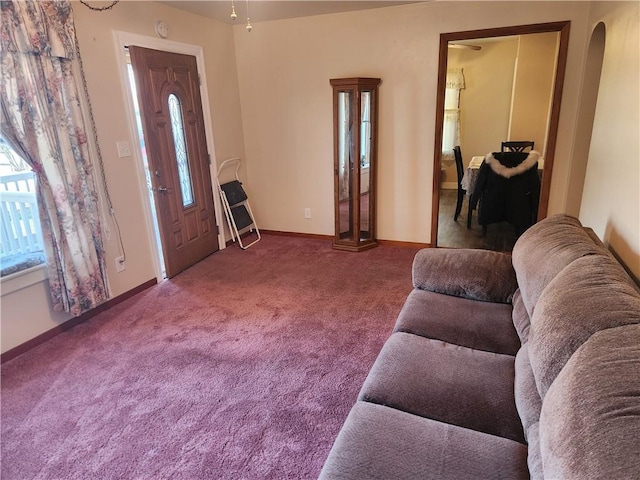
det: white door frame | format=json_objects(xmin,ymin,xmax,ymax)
[{"xmin": 113, "ymin": 31, "xmax": 226, "ymax": 283}]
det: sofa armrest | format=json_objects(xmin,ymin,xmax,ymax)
[{"xmin": 412, "ymin": 248, "xmax": 518, "ymax": 303}]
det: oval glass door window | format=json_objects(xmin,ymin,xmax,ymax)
[{"xmin": 168, "ymin": 93, "xmax": 194, "ymax": 207}]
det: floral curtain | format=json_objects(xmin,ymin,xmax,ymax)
[
  {"xmin": 1, "ymin": 0, "xmax": 110, "ymax": 315},
  {"xmin": 442, "ymin": 67, "xmax": 465, "ymax": 162}
]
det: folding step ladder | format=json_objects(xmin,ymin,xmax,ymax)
[{"xmin": 216, "ymin": 157, "xmax": 260, "ymax": 249}]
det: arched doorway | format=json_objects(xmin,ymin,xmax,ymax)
[{"xmin": 566, "ymin": 22, "xmax": 606, "ymax": 216}]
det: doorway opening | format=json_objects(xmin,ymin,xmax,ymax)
[
  {"xmin": 115, "ymin": 31, "xmax": 224, "ymax": 283},
  {"xmin": 431, "ymin": 21, "xmax": 571, "ymax": 250},
  {"xmin": 566, "ymin": 22, "xmax": 606, "ymax": 217},
  {"xmin": 125, "ymin": 49, "xmax": 166, "ymax": 278},
  {"xmin": 128, "ymin": 45, "xmax": 219, "ymax": 278}
]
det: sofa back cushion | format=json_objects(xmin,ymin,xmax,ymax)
[
  {"xmin": 528, "ymin": 254, "xmax": 640, "ymax": 397},
  {"xmin": 525, "ymin": 422, "xmax": 543, "ymax": 480},
  {"xmin": 513, "ymin": 343, "xmax": 541, "ymax": 439},
  {"xmin": 512, "ymin": 214, "xmax": 606, "ymax": 317},
  {"xmin": 412, "ymin": 248, "xmax": 517, "ymax": 303},
  {"xmin": 539, "ymin": 324, "xmax": 640, "ymax": 479},
  {"xmin": 511, "ymin": 289, "xmax": 530, "ymax": 344}
]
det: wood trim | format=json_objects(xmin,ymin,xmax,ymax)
[
  {"xmin": 260, "ymin": 230, "xmax": 430, "ymax": 249},
  {"xmin": 537, "ymin": 21, "xmax": 571, "ymax": 220},
  {"xmin": 431, "ymin": 21, "xmax": 571, "ymax": 246},
  {"xmin": 260, "ymin": 230, "xmax": 333, "ymax": 241},
  {"xmin": 440, "ymin": 21, "xmax": 572, "ymax": 43},
  {"xmin": 377, "ymin": 239, "xmax": 431, "ymax": 249},
  {"xmin": 1, "ymin": 278, "xmax": 157, "ymax": 363},
  {"xmin": 431, "ymin": 31, "xmax": 450, "ymax": 246}
]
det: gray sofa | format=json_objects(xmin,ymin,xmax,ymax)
[{"xmin": 319, "ymin": 214, "xmax": 640, "ymax": 479}]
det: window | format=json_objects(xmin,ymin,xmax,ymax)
[
  {"xmin": 0, "ymin": 138, "xmax": 45, "ymax": 277},
  {"xmin": 1, "ymin": 1, "xmax": 110, "ymax": 315},
  {"xmin": 442, "ymin": 68, "xmax": 465, "ymax": 162},
  {"xmin": 167, "ymin": 93, "xmax": 195, "ymax": 207}
]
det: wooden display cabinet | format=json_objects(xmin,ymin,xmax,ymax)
[{"xmin": 330, "ymin": 77, "xmax": 380, "ymax": 252}]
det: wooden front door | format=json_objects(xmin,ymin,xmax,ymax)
[{"xmin": 129, "ymin": 46, "xmax": 218, "ymax": 277}]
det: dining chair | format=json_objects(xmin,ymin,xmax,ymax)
[
  {"xmin": 501, "ymin": 141, "xmax": 534, "ymax": 152},
  {"xmin": 452, "ymin": 146, "xmax": 466, "ymax": 221}
]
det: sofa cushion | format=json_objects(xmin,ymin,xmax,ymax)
[
  {"xmin": 393, "ymin": 289, "xmax": 520, "ymax": 355},
  {"xmin": 512, "ymin": 214, "xmax": 606, "ymax": 317},
  {"xmin": 528, "ymin": 254, "xmax": 640, "ymax": 397},
  {"xmin": 512, "ymin": 288, "xmax": 530, "ymax": 344},
  {"xmin": 539, "ymin": 324, "xmax": 640, "ymax": 479},
  {"xmin": 412, "ymin": 248, "xmax": 517, "ymax": 303},
  {"xmin": 318, "ymin": 401, "xmax": 529, "ymax": 480},
  {"xmin": 358, "ymin": 332, "xmax": 525, "ymax": 443},
  {"xmin": 514, "ymin": 343, "xmax": 542, "ymax": 440}
]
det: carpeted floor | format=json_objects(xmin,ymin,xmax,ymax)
[{"xmin": 1, "ymin": 235, "xmax": 420, "ymax": 479}]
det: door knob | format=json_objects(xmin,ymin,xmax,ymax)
[{"xmin": 155, "ymin": 186, "xmax": 171, "ymax": 193}]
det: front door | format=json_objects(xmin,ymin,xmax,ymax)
[{"xmin": 129, "ymin": 46, "xmax": 218, "ymax": 277}]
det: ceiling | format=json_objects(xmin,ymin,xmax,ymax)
[{"xmin": 159, "ymin": 1, "xmax": 422, "ymax": 25}]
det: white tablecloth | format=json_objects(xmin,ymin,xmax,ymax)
[{"xmin": 461, "ymin": 156, "xmax": 485, "ymax": 196}]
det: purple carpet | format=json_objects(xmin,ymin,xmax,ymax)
[{"xmin": 1, "ymin": 234, "xmax": 419, "ymax": 479}]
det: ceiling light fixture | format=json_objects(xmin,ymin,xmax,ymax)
[
  {"xmin": 245, "ymin": 0, "xmax": 252, "ymax": 32},
  {"xmin": 230, "ymin": 0, "xmax": 237, "ymax": 21}
]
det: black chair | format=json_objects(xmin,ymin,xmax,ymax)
[
  {"xmin": 501, "ymin": 141, "xmax": 534, "ymax": 152},
  {"xmin": 453, "ymin": 146, "xmax": 465, "ymax": 221}
]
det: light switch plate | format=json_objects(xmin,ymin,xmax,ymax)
[{"xmin": 116, "ymin": 141, "xmax": 131, "ymax": 158}]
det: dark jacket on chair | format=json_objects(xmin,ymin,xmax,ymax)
[{"xmin": 470, "ymin": 151, "xmax": 541, "ymax": 231}]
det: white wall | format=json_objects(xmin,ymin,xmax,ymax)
[
  {"xmin": 233, "ymin": 1, "xmax": 591, "ymax": 244},
  {"xmin": 509, "ymin": 32, "xmax": 559, "ymax": 156},
  {"xmin": 446, "ymin": 38, "xmax": 519, "ymax": 184},
  {"xmin": 579, "ymin": 1, "xmax": 640, "ymax": 281}
]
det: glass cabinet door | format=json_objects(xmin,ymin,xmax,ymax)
[
  {"xmin": 330, "ymin": 78, "xmax": 380, "ymax": 252},
  {"xmin": 359, "ymin": 90, "xmax": 372, "ymax": 241},
  {"xmin": 337, "ymin": 90, "xmax": 354, "ymax": 242}
]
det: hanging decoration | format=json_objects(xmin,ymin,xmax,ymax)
[
  {"xmin": 230, "ymin": 0, "xmax": 251, "ymax": 31},
  {"xmin": 78, "ymin": 1, "xmax": 119, "ymax": 11}
]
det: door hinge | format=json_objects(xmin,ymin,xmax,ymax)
[
  {"xmin": 198, "ymin": 74, "xmax": 202, "ymax": 86},
  {"xmin": 207, "ymin": 153, "xmax": 211, "ymax": 164},
  {"xmin": 216, "ymin": 225, "xmax": 220, "ymax": 235}
]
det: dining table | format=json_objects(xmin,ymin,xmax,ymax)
[{"xmin": 460, "ymin": 155, "xmax": 485, "ymax": 199}]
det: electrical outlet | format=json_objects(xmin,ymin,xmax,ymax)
[
  {"xmin": 304, "ymin": 208, "xmax": 311, "ymax": 219},
  {"xmin": 115, "ymin": 256, "xmax": 125, "ymax": 272}
]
